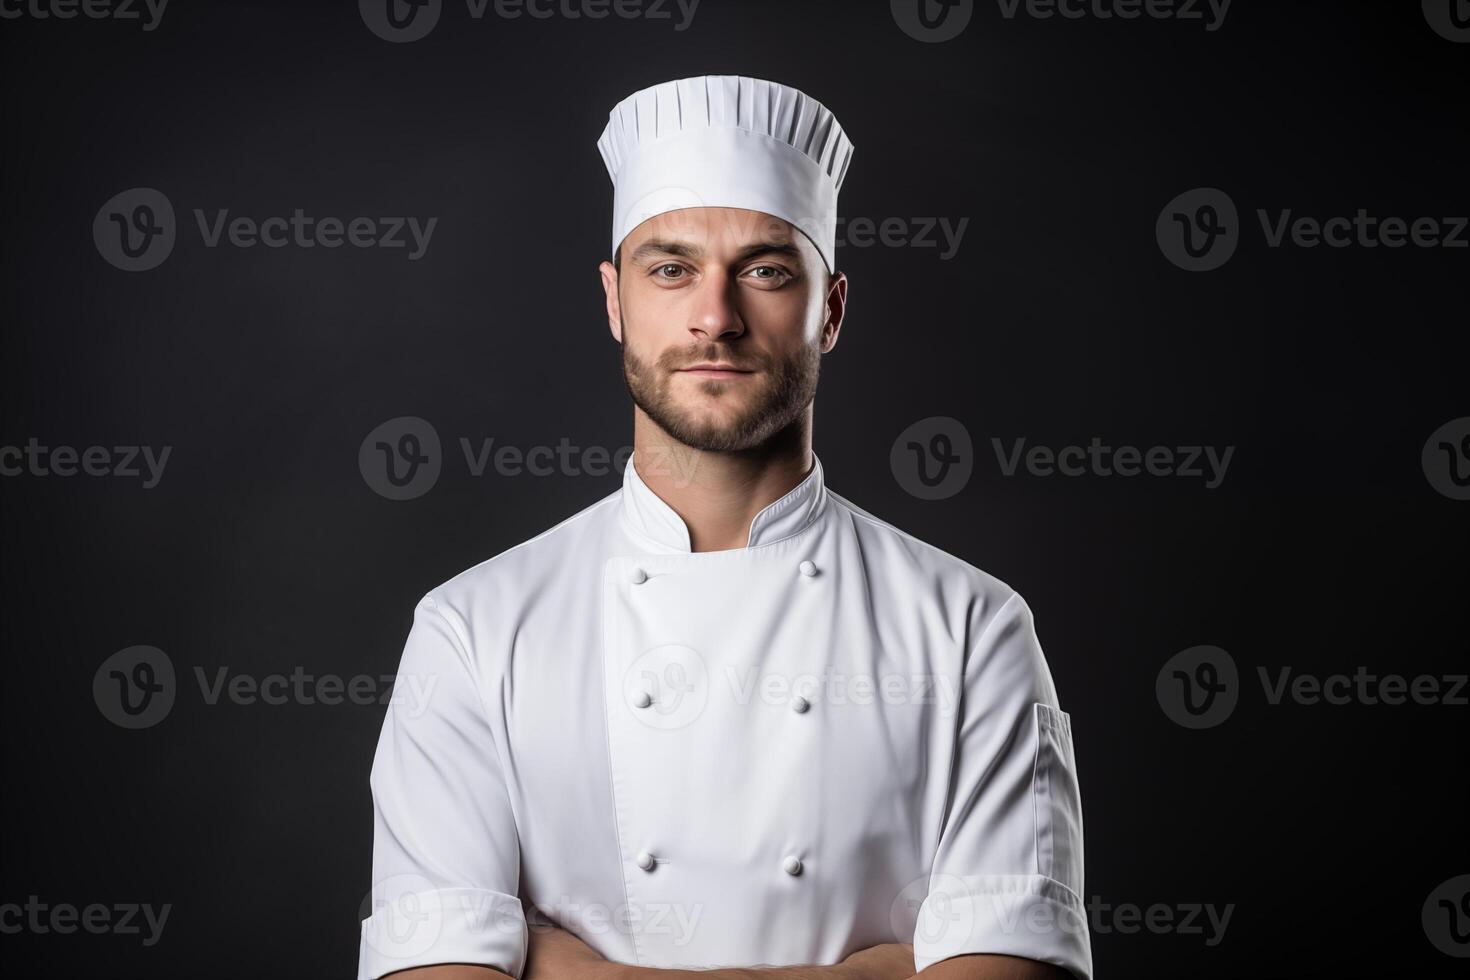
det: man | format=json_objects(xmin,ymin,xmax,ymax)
[{"xmin": 358, "ymin": 75, "xmax": 1090, "ymax": 980}]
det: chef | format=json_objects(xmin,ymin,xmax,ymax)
[{"xmin": 358, "ymin": 75, "xmax": 1090, "ymax": 980}]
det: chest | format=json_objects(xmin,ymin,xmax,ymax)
[{"xmin": 503, "ymin": 540, "xmax": 962, "ymax": 965}]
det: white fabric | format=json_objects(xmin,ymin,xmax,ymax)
[
  {"xmin": 597, "ymin": 76, "xmax": 856, "ymax": 272},
  {"xmin": 359, "ymin": 451, "xmax": 1091, "ymax": 979}
]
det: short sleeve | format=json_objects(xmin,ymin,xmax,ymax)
[
  {"xmin": 913, "ymin": 592, "xmax": 1091, "ymax": 979},
  {"xmin": 358, "ymin": 595, "xmax": 527, "ymax": 980}
]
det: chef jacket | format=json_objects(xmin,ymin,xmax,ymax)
[{"xmin": 359, "ymin": 450, "xmax": 1090, "ymax": 980}]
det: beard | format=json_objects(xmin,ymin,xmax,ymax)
[{"xmin": 621, "ymin": 324, "xmax": 821, "ymax": 453}]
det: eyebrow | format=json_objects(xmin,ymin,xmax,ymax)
[{"xmin": 628, "ymin": 238, "xmax": 805, "ymax": 267}]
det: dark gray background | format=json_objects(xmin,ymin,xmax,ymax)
[{"xmin": 1, "ymin": 0, "xmax": 1466, "ymax": 976}]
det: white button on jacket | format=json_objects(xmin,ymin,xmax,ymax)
[{"xmin": 358, "ymin": 451, "xmax": 1090, "ymax": 980}]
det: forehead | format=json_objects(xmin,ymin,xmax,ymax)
[{"xmin": 623, "ymin": 207, "xmax": 811, "ymax": 256}]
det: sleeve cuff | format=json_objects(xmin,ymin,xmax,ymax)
[
  {"xmin": 358, "ymin": 886, "xmax": 527, "ymax": 980},
  {"xmin": 913, "ymin": 873, "xmax": 1092, "ymax": 980}
]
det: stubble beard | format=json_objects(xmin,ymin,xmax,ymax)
[{"xmin": 620, "ymin": 320, "xmax": 821, "ymax": 453}]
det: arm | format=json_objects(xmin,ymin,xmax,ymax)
[
  {"xmin": 358, "ymin": 596, "xmax": 528, "ymax": 980},
  {"xmin": 916, "ymin": 952, "xmax": 1071, "ymax": 979},
  {"xmin": 512, "ymin": 923, "xmax": 917, "ymax": 980},
  {"xmin": 910, "ymin": 592, "xmax": 1091, "ymax": 980}
]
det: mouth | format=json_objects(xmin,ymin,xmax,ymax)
[{"xmin": 677, "ymin": 363, "xmax": 755, "ymax": 379}]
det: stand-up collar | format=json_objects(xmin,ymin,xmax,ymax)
[{"xmin": 619, "ymin": 450, "xmax": 829, "ymax": 554}]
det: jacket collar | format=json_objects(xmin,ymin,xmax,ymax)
[{"xmin": 619, "ymin": 449, "xmax": 829, "ymax": 554}]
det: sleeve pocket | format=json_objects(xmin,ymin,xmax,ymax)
[{"xmin": 1032, "ymin": 702, "xmax": 1084, "ymax": 897}]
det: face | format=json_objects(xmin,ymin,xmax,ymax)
[{"xmin": 599, "ymin": 207, "xmax": 847, "ymax": 453}]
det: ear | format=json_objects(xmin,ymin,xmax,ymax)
[
  {"xmin": 599, "ymin": 258, "xmax": 623, "ymax": 343},
  {"xmin": 820, "ymin": 270, "xmax": 848, "ymax": 353}
]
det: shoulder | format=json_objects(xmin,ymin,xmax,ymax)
[
  {"xmin": 826, "ymin": 488, "xmax": 1021, "ymax": 616},
  {"xmin": 421, "ymin": 489, "xmax": 621, "ymax": 619}
]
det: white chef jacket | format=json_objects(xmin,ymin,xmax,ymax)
[{"xmin": 359, "ymin": 451, "xmax": 1090, "ymax": 980}]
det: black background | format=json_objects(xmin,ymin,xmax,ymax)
[{"xmin": 1, "ymin": 0, "xmax": 1467, "ymax": 977}]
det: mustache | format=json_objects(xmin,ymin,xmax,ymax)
[{"xmin": 659, "ymin": 344, "xmax": 769, "ymax": 372}]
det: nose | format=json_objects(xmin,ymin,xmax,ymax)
[{"xmin": 686, "ymin": 269, "xmax": 745, "ymax": 343}]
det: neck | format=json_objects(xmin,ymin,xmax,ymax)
[{"xmin": 631, "ymin": 411, "xmax": 814, "ymax": 553}]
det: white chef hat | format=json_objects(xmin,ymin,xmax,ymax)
[{"xmin": 596, "ymin": 75, "xmax": 855, "ymax": 273}]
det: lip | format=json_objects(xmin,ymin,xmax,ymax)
[{"xmin": 678, "ymin": 364, "xmax": 754, "ymax": 377}]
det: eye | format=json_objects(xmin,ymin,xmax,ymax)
[
  {"xmin": 745, "ymin": 264, "xmax": 792, "ymax": 286},
  {"xmin": 652, "ymin": 263, "xmax": 687, "ymax": 280}
]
